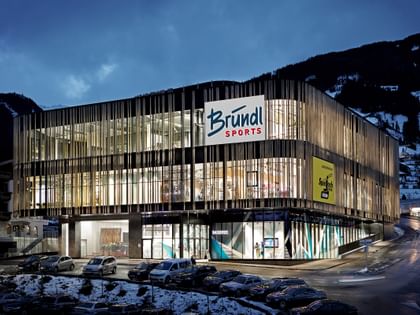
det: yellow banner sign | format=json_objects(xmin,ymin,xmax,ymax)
[{"xmin": 313, "ymin": 156, "xmax": 335, "ymax": 205}]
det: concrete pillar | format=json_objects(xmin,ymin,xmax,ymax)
[
  {"xmin": 68, "ymin": 221, "xmax": 81, "ymax": 258},
  {"xmin": 129, "ymin": 213, "xmax": 142, "ymax": 258}
]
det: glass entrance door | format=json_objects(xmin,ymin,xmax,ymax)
[{"xmin": 143, "ymin": 239, "xmax": 152, "ymax": 258}]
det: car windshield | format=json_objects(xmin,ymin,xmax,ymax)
[
  {"xmin": 265, "ymin": 279, "xmax": 278, "ymax": 286},
  {"xmin": 155, "ymin": 261, "xmax": 172, "ymax": 270},
  {"xmin": 233, "ymin": 275, "xmax": 248, "ymax": 284},
  {"xmin": 282, "ymin": 287, "xmax": 298, "ymax": 294},
  {"xmin": 45, "ymin": 256, "xmax": 59, "ymax": 262},
  {"xmin": 135, "ymin": 263, "xmax": 147, "ymax": 269},
  {"xmin": 214, "ymin": 271, "xmax": 231, "ymax": 278},
  {"xmin": 88, "ymin": 258, "xmax": 103, "ymax": 265},
  {"xmin": 24, "ymin": 256, "xmax": 38, "ymax": 263}
]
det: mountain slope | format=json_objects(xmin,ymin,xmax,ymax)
[
  {"xmin": 0, "ymin": 93, "xmax": 43, "ymax": 162},
  {"xmin": 252, "ymin": 33, "xmax": 420, "ymax": 144}
]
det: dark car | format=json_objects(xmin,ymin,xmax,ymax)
[
  {"xmin": 128, "ymin": 262, "xmax": 158, "ymax": 281},
  {"xmin": 107, "ymin": 303, "xmax": 141, "ymax": 314},
  {"xmin": 70, "ymin": 301, "xmax": 109, "ymax": 314},
  {"xmin": 202, "ymin": 269, "xmax": 241, "ymax": 291},
  {"xmin": 17, "ymin": 255, "xmax": 45, "ymax": 273},
  {"xmin": 140, "ymin": 308, "xmax": 173, "ymax": 315},
  {"xmin": 290, "ymin": 299, "xmax": 358, "ymax": 315},
  {"xmin": 0, "ymin": 293, "xmax": 22, "ymax": 312},
  {"xmin": 32, "ymin": 294, "xmax": 78, "ymax": 314},
  {"xmin": 172, "ymin": 265, "xmax": 217, "ymax": 287},
  {"xmin": 266, "ymin": 286, "xmax": 327, "ymax": 309},
  {"xmin": 249, "ymin": 277, "xmax": 307, "ymax": 301},
  {"xmin": 2, "ymin": 295, "xmax": 41, "ymax": 314}
]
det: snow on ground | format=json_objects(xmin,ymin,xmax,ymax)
[{"xmin": 1, "ymin": 275, "xmax": 271, "ymax": 315}]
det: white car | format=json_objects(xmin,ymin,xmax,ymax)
[
  {"xmin": 82, "ymin": 256, "xmax": 117, "ymax": 277},
  {"xmin": 219, "ymin": 274, "xmax": 263, "ymax": 297},
  {"xmin": 149, "ymin": 258, "xmax": 192, "ymax": 284}
]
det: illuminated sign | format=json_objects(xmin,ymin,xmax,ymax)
[
  {"xmin": 312, "ymin": 156, "xmax": 335, "ymax": 205},
  {"xmin": 204, "ymin": 95, "xmax": 266, "ymax": 145},
  {"xmin": 212, "ymin": 230, "xmax": 229, "ymax": 235}
]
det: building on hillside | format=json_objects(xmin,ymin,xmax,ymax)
[{"xmin": 12, "ymin": 80, "xmax": 399, "ymax": 260}]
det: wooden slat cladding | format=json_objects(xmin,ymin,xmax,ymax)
[{"xmin": 13, "ymin": 80, "xmax": 399, "ymax": 223}]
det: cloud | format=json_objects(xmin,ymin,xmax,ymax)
[
  {"xmin": 62, "ymin": 75, "xmax": 91, "ymax": 99},
  {"xmin": 97, "ymin": 63, "xmax": 117, "ymax": 82}
]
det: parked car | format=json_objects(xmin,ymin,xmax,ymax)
[
  {"xmin": 2, "ymin": 295, "xmax": 41, "ymax": 314},
  {"xmin": 149, "ymin": 258, "xmax": 192, "ymax": 284},
  {"xmin": 40, "ymin": 255, "xmax": 75, "ymax": 273},
  {"xmin": 128, "ymin": 262, "xmax": 159, "ymax": 281},
  {"xmin": 107, "ymin": 303, "xmax": 140, "ymax": 314},
  {"xmin": 0, "ymin": 293, "xmax": 22, "ymax": 312},
  {"xmin": 83, "ymin": 256, "xmax": 117, "ymax": 277},
  {"xmin": 172, "ymin": 265, "xmax": 217, "ymax": 287},
  {"xmin": 249, "ymin": 277, "xmax": 307, "ymax": 301},
  {"xmin": 17, "ymin": 255, "xmax": 46, "ymax": 273},
  {"xmin": 202, "ymin": 269, "xmax": 241, "ymax": 291},
  {"xmin": 266, "ymin": 286, "xmax": 327, "ymax": 310},
  {"xmin": 140, "ymin": 307, "xmax": 173, "ymax": 315},
  {"xmin": 219, "ymin": 274, "xmax": 263, "ymax": 297},
  {"xmin": 290, "ymin": 299, "xmax": 358, "ymax": 315},
  {"xmin": 32, "ymin": 294, "xmax": 78, "ymax": 314},
  {"xmin": 71, "ymin": 301, "xmax": 109, "ymax": 314}
]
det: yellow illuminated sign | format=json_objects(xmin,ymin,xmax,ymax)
[{"xmin": 313, "ymin": 156, "xmax": 335, "ymax": 205}]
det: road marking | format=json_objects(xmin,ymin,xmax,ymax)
[{"xmin": 338, "ymin": 276, "xmax": 386, "ymax": 283}]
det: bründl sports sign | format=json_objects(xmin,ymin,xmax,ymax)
[{"xmin": 204, "ymin": 95, "xmax": 266, "ymax": 145}]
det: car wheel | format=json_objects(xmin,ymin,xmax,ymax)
[
  {"xmin": 112, "ymin": 266, "xmax": 116, "ymax": 274},
  {"xmin": 69, "ymin": 264, "xmax": 75, "ymax": 271}
]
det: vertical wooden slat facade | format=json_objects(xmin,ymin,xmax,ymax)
[{"xmin": 13, "ymin": 79, "xmax": 399, "ymax": 258}]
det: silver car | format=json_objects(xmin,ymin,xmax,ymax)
[
  {"xmin": 40, "ymin": 255, "xmax": 75, "ymax": 273},
  {"xmin": 82, "ymin": 256, "xmax": 117, "ymax": 277},
  {"xmin": 71, "ymin": 301, "xmax": 109, "ymax": 314},
  {"xmin": 219, "ymin": 274, "xmax": 263, "ymax": 297}
]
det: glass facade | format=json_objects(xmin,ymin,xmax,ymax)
[{"xmin": 13, "ymin": 80, "xmax": 399, "ymax": 260}]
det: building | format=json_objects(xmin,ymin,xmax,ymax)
[{"xmin": 12, "ymin": 79, "xmax": 400, "ymax": 260}]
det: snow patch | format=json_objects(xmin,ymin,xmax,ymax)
[
  {"xmin": 305, "ymin": 74, "xmax": 316, "ymax": 82},
  {"xmin": 327, "ymin": 73, "xmax": 360, "ymax": 98},
  {"xmin": 2, "ymin": 275, "xmax": 269, "ymax": 315},
  {"xmin": 0, "ymin": 102, "xmax": 18, "ymax": 117},
  {"xmin": 412, "ymin": 45, "xmax": 419, "ymax": 51}
]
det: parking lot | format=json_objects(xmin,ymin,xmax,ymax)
[{"xmin": 0, "ymin": 254, "xmax": 361, "ymax": 314}]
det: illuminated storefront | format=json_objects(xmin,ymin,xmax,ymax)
[{"xmin": 13, "ymin": 80, "xmax": 399, "ymax": 260}]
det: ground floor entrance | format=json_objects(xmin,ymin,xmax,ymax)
[{"xmin": 61, "ymin": 209, "xmax": 381, "ymax": 260}]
